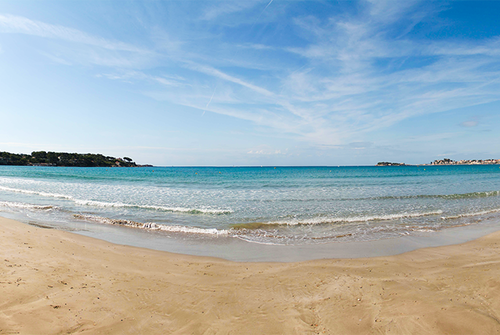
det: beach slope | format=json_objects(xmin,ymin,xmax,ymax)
[{"xmin": 1, "ymin": 216, "xmax": 500, "ymax": 334}]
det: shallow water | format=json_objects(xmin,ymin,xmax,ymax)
[{"xmin": 0, "ymin": 165, "xmax": 499, "ymax": 259}]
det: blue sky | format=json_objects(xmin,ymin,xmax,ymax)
[{"xmin": 0, "ymin": 0, "xmax": 499, "ymax": 166}]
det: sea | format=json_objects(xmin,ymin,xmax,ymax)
[{"xmin": 1, "ymin": 165, "xmax": 500, "ymax": 261}]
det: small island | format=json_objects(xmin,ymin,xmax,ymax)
[{"xmin": 0, "ymin": 151, "xmax": 151, "ymax": 167}]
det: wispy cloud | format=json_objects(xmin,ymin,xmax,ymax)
[
  {"xmin": 0, "ymin": 14, "xmax": 146, "ymax": 52},
  {"xmin": 461, "ymin": 120, "xmax": 478, "ymax": 127},
  {"xmin": 201, "ymin": 1, "xmax": 259, "ymax": 21},
  {"xmin": 0, "ymin": 13, "xmax": 157, "ymax": 69},
  {"xmin": 184, "ymin": 61, "xmax": 275, "ymax": 97},
  {"xmin": 247, "ymin": 145, "xmax": 287, "ymax": 155},
  {"xmin": 100, "ymin": 70, "xmax": 187, "ymax": 87},
  {"xmin": 237, "ymin": 43, "xmax": 275, "ymax": 50},
  {"xmin": 460, "ymin": 117, "xmax": 479, "ymax": 128}
]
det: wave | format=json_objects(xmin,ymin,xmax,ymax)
[
  {"xmin": 0, "ymin": 201, "xmax": 56, "ymax": 211},
  {"xmin": 73, "ymin": 200, "xmax": 232, "ymax": 214},
  {"xmin": 0, "ymin": 185, "xmax": 231, "ymax": 214},
  {"xmin": 441, "ymin": 208, "xmax": 500, "ymax": 220},
  {"xmin": 73, "ymin": 214, "xmax": 230, "ymax": 236},
  {"xmin": 440, "ymin": 190, "xmax": 500, "ymax": 199},
  {"xmin": 334, "ymin": 190, "xmax": 500, "ymax": 202},
  {"xmin": 233, "ymin": 210, "xmax": 444, "ymax": 229},
  {"xmin": 371, "ymin": 190, "xmax": 500, "ymax": 201},
  {"xmin": 279, "ymin": 210, "xmax": 444, "ymax": 225},
  {"xmin": 221, "ymin": 190, "xmax": 500, "ymax": 204},
  {"xmin": 0, "ymin": 185, "xmax": 73, "ymax": 199}
]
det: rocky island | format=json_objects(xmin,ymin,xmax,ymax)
[{"xmin": 0, "ymin": 151, "xmax": 151, "ymax": 167}]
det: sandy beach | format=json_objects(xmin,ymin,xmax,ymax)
[{"xmin": 1, "ymin": 216, "xmax": 500, "ymax": 334}]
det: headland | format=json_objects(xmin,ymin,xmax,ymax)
[{"xmin": 0, "ymin": 151, "xmax": 152, "ymax": 167}]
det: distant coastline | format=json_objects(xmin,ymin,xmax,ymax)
[
  {"xmin": 0, "ymin": 151, "xmax": 152, "ymax": 167},
  {"xmin": 376, "ymin": 162, "xmax": 407, "ymax": 166},
  {"xmin": 377, "ymin": 158, "xmax": 500, "ymax": 166},
  {"xmin": 426, "ymin": 158, "xmax": 500, "ymax": 166}
]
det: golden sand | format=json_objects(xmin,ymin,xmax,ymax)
[{"xmin": 1, "ymin": 216, "xmax": 500, "ymax": 334}]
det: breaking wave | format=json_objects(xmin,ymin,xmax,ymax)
[
  {"xmin": 0, "ymin": 201, "xmax": 56, "ymax": 211},
  {"xmin": 390, "ymin": 190, "xmax": 500, "ymax": 200},
  {"xmin": 73, "ymin": 214, "xmax": 231, "ymax": 236},
  {"xmin": 0, "ymin": 185, "xmax": 72, "ymax": 199},
  {"xmin": 0, "ymin": 185, "xmax": 232, "ymax": 214},
  {"xmin": 73, "ymin": 200, "xmax": 232, "ymax": 214},
  {"xmin": 441, "ymin": 207, "xmax": 500, "ymax": 220},
  {"xmin": 233, "ymin": 210, "xmax": 444, "ymax": 229}
]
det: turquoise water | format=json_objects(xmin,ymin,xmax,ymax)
[{"xmin": 0, "ymin": 165, "xmax": 500, "ymax": 246}]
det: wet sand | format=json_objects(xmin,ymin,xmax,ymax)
[{"xmin": 1, "ymin": 216, "xmax": 500, "ymax": 334}]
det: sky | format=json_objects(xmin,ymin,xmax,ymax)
[{"xmin": 0, "ymin": 0, "xmax": 499, "ymax": 166}]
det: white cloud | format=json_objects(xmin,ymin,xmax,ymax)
[
  {"xmin": 247, "ymin": 146, "xmax": 287, "ymax": 155},
  {"xmin": 0, "ymin": 14, "xmax": 146, "ymax": 52},
  {"xmin": 461, "ymin": 121, "xmax": 478, "ymax": 127},
  {"xmin": 0, "ymin": 14, "xmax": 158, "ymax": 69},
  {"xmin": 101, "ymin": 70, "xmax": 187, "ymax": 87},
  {"xmin": 237, "ymin": 43, "xmax": 275, "ymax": 50},
  {"xmin": 202, "ymin": 1, "xmax": 259, "ymax": 20},
  {"xmin": 184, "ymin": 61, "xmax": 275, "ymax": 97},
  {"xmin": 461, "ymin": 118, "xmax": 479, "ymax": 127}
]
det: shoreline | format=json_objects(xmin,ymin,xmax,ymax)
[
  {"xmin": 4, "ymin": 210, "xmax": 500, "ymax": 262},
  {"xmin": 2, "ymin": 216, "xmax": 500, "ymax": 334}
]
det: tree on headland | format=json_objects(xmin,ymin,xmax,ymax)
[{"xmin": 0, "ymin": 151, "xmax": 143, "ymax": 167}]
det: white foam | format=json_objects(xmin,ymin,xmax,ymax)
[
  {"xmin": 142, "ymin": 205, "xmax": 233, "ymax": 214},
  {"xmin": 73, "ymin": 214, "xmax": 231, "ymax": 236},
  {"xmin": 74, "ymin": 200, "xmax": 129, "ymax": 208},
  {"xmin": 441, "ymin": 208, "xmax": 500, "ymax": 220},
  {"xmin": 0, "ymin": 185, "xmax": 73, "ymax": 200},
  {"xmin": 0, "ymin": 201, "xmax": 56, "ymax": 210},
  {"xmin": 74, "ymin": 200, "xmax": 232, "ymax": 214},
  {"xmin": 0, "ymin": 185, "xmax": 232, "ymax": 214},
  {"xmin": 267, "ymin": 210, "xmax": 444, "ymax": 226},
  {"xmin": 156, "ymin": 224, "xmax": 230, "ymax": 235}
]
